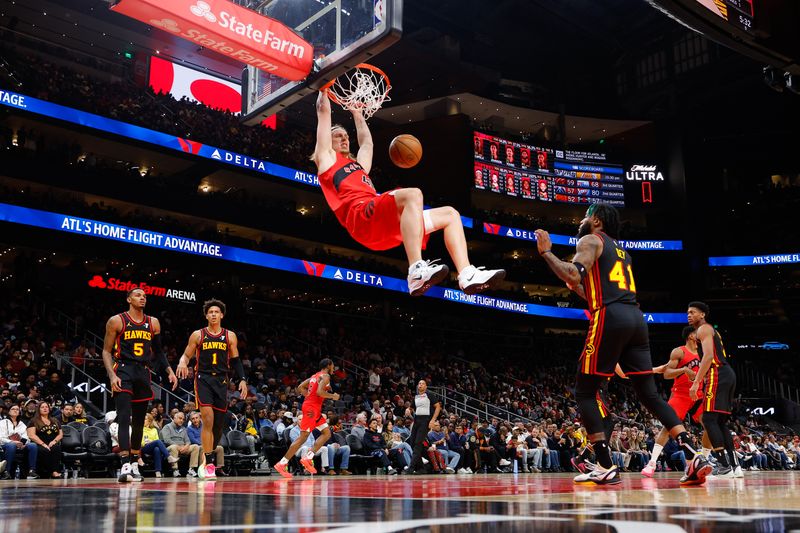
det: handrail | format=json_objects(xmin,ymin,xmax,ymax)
[
  {"xmin": 736, "ymin": 362, "xmax": 800, "ymax": 405},
  {"xmin": 48, "ymin": 306, "xmax": 195, "ymax": 404}
]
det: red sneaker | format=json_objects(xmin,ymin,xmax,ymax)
[
  {"xmin": 300, "ymin": 456, "xmax": 317, "ymax": 475},
  {"xmin": 274, "ymin": 462, "xmax": 293, "ymax": 479}
]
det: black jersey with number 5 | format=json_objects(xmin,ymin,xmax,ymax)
[
  {"xmin": 196, "ymin": 328, "xmax": 230, "ymax": 375},
  {"xmin": 114, "ymin": 312, "xmax": 154, "ymax": 364},
  {"xmin": 583, "ymin": 232, "xmax": 638, "ymax": 312},
  {"xmin": 697, "ymin": 328, "xmax": 730, "ymax": 368}
]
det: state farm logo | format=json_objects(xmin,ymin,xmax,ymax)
[
  {"xmin": 150, "ymin": 18, "xmax": 181, "ymax": 33},
  {"xmin": 88, "ymin": 275, "xmax": 107, "ymax": 289},
  {"xmin": 190, "ymin": 1, "xmax": 217, "ymax": 23}
]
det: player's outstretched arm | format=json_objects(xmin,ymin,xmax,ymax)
[
  {"xmin": 314, "ymin": 91, "xmax": 335, "ymax": 172},
  {"xmin": 535, "ymin": 230, "xmax": 601, "ymax": 287},
  {"xmin": 352, "ymin": 108, "xmax": 374, "ymax": 174}
]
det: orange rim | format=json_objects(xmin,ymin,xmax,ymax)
[{"xmin": 321, "ymin": 63, "xmax": 391, "ymax": 105}]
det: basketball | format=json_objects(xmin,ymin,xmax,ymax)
[{"xmin": 389, "ymin": 134, "xmax": 423, "ymax": 168}]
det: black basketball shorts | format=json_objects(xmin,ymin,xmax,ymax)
[
  {"xmin": 704, "ymin": 364, "xmax": 736, "ymax": 414},
  {"xmin": 579, "ymin": 303, "xmax": 653, "ymax": 377},
  {"xmin": 195, "ymin": 373, "xmax": 228, "ymax": 412},
  {"xmin": 114, "ymin": 362, "xmax": 153, "ymax": 402}
]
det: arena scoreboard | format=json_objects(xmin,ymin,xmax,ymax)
[{"xmin": 473, "ymin": 132, "xmax": 626, "ymax": 207}]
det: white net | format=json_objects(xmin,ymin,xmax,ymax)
[{"xmin": 325, "ymin": 64, "xmax": 391, "ymax": 120}]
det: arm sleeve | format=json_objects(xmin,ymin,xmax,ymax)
[{"xmin": 230, "ymin": 357, "xmax": 246, "ymax": 382}]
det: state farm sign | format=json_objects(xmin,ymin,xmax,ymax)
[
  {"xmin": 87, "ymin": 275, "xmax": 196, "ymax": 303},
  {"xmin": 110, "ymin": 0, "xmax": 313, "ymax": 81}
]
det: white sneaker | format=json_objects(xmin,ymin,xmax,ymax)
[
  {"xmin": 407, "ymin": 259, "xmax": 449, "ymax": 296},
  {"xmin": 388, "ymin": 467, "xmax": 398, "ymax": 475},
  {"xmin": 465, "ymin": 467, "xmax": 473, "ymax": 474},
  {"xmin": 574, "ymin": 463, "xmax": 620, "ymax": 485},
  {"xmin": 130, "ymin": 462, "xmax": 143, "ymax": 482},
  {"xmin": 118, "ymin": 462, "xmax": 134, "ymax": 483},
  {"xmin": 421, "ymin": 457, "xmax": 429, "ymax": 465},
  {"xmin": 445, "ymin": 467, "xmax": 455, "ymax": 474},
  {"xmin": 457, "ymin": 468, "xmax": 467, "ymax": 474},
  {"xmin": 458, "ymin": 265, "xmax": 505, "ymax": 295},
  {"xmin": 173, "ymin": 469, "xmax": 182, "ymax": 478},
  {"xmin": 187, "ymin": 468, "xmax": 198, "ymax": 478},
  {"xmin": 155, "ymin": 471, "xmax": 163, "ymax": 478},
  {"xmin": 734, "ymin": 466, "xmax": 744, "ymax": 478},
  {"xmin": 499, "ymin": 459, "xmax": 511, "ymax": 466}
]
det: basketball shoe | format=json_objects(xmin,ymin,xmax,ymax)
[
  {"xmin": 571, "ymin": 455, "xmax": 590, "ymax": 474},
  {"xmin": 574, "ymin": 463, "xmax": 621, "ymax": 485},
  {"xmin": 679, "ymin": 455, "xmax": 712, "ymax": 486},
  {"xmin": 300, "ymin": 454, "xmax": 317, "ymax": 475},
  {"xmin": 458, "ymin": 265, "xmax": 506, "ymax": 295},
  {"xmin": 641, "ymin": 463, "xmax": 656, "ymax": 478},
  {"xmin": 203, "ymin": 464, "xmax": 217, "ymax": 480},
  {"xmin": 274, "ymin": 461, "xmax": 292, "ymax": 479},
  {"xmin": 407, "ymin": 260, "xmax": 449, "ymax": 296},
  {"xmin": 130, "ymin": 462, "xmax": 143, "ymax": 482},
  {"xmin": 733, "ymin": 465, "xmax": 744, "ymax": 478}
]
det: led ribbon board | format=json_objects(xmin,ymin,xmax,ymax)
[
  {"xmin": 0, "ymin": 202, "xmax": 685, "ymax": 323},
  {"xmin": 482, "ymin": 223, "xmax": 683, "ymax": 250},
  {"xmin": 709, "ymin": 253, "xmax": 800, "ymax": 266}
]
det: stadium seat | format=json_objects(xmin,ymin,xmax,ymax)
[
  {"xmin": 224, "ymin": 430, "xmax": 258, "ymax": 476},
  {"xmin": 82, "ymin": 426, "xmax": 117, "ymax": 477},
  {"xmin": 61, "ymin": 425, "xmax": 89, "ymax": 476},
  {"xmin": 345, "ymin": 433, "xmax": 380, "ymax": 474}
]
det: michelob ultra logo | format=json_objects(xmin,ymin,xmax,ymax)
[{"xmin": 626, "ymin": 164, "xmax": 665, "ymax": 181}]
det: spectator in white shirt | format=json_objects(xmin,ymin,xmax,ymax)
[{"xmin": 0, "ymin": 404, "xmax": 37, "ymax": 478}]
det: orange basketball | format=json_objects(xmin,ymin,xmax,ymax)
[{"xmin": 389, "ymin": 134, "xmax": 422, "ymax": 168}]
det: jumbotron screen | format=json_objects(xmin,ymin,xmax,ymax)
[{"xmin": 472, "ymin": 132, "xmax": 626, "ymax": 207}]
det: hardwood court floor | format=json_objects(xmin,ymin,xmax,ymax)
[{"xmin": 2, "ymin": 471, "xmax": 799, "ymax": 532}]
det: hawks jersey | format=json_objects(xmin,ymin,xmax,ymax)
[
  {"xmin": 697, "ymin": 327, "xmax": 730, "ymax": 367},
  {"xmin": 583, "ymin": 232, "xmax": 639, "ymax": 312},
  {"xmin": 302, "ymin": 370, "xmax": 329, "ymax": 412},
  {"xmin": 319, "ymin": 152, "xmax": 377, "ymax": 220},
  {"xmin": 672, "ymin": 346, "xmax": 702, "ymax": 395},
  {"xmin": 114, "ymin": 312, "xmax": 153, "ymax": 364},
  {"xmin": 196, "ymin": 328, "xmax": 230, "ymax": 375}
]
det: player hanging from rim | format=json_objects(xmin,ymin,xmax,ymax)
[
  {"xmin": 641, "ymin": 326, "xmax": 712, "ymax": 477},
  {"xmin": 176, "ymin": 299, "xmax": 248, "ymax": 480},
  {"xmin": 687, "ymin": 301, "xmax": 740, "ymax": 479},
  {"xmin": 274, "ymin": 358, "xmax": 340, "ymax": 479},
  {"xmin": 536, "ymin": 203, "xmax": 711, "ymax": 486},
  {"xmin": 313, "ymin": 90, "xmax": 505, "ymax": 296},
  {"xmin": 102, "ymin": 288, "xmax": 178, "ymax": 483}
]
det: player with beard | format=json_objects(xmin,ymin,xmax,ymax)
[
  {"xmin": 535, "ymin": 203, "xmax": 711, "ymax": 486},
  {"xmin": 687, "ymin": 301, "xmax": 740, "ymax": 478}
]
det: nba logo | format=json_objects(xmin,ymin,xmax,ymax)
[{"xmin": 374, "ymin": 0, "xmax": 384, "ymax": 25}]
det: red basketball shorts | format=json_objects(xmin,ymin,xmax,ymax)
[
  {"xmin": 668, "ymin": 393, "xmax": 704, "ymax": 424},
  {"xmin": 343, "ymin": 192, "xmax": 430, "ymax": 251},
  {"xmin": 299, "ymin": 407, "xmax": 326, "ymax": 432}
]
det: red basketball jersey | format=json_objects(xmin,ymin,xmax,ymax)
[
  {"xmin": 303, "ymin": 370, "xmax": 328, "ymax": 412},
  {"xmin": 672, "ymin": 346, "xmax": 701, "ymax": 396},
  {"xmin": 319, "ymin": 153, "xmax": 378, "ymax": 224}
]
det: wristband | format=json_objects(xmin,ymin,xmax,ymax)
[{"xmin": 540, "ymin": 249, "xmax": 552, "ymax": 256}]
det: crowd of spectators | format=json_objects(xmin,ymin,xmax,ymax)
[{"xmin": 0, "ymin": 277, "xmax": 794, "ymax": 479}]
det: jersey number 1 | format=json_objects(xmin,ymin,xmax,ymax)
[
  {"xmin": 212, "ymin": 353, "xmax": 217, "ymax": 365},
  {"xmin": 609, "ymin": 261, "xmax": 637, "ymax": 293}
]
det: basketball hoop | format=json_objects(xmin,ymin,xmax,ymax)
[{"xmin": 322, "ymin": 63, "xmax": 391, "ymax": 120}]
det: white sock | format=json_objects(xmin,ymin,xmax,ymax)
[
  {"xmin": 279, "ymin": 457, "xmax": 289, "ymax": 465},
  {"xmin": 702, "ymin": 447, "xmax": 712, "ymax": 458},
  {"xmin": 649, "ymin": 444, "xmax": 664, "ymax": 466}
]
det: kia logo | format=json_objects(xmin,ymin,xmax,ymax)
[
  {"xmin": 88, "ymin": 275, "xmax": 107, "ymax": 289},
  {"xmin": 190, "ymin": 1, "xmax": 217, "ymax": 23}
]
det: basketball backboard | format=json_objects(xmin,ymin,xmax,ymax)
[{"xmin": 241, "ymin": 0, "xmax": 402, "ymax": 125}]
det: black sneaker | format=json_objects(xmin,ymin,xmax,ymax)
[
  {"xmin": 27, "ymin": 472, "xmax": 40, "ymax": 480},
  {"xmin": 680, "ymin": 455, "xmax": 712, "ymax": 486},
  {"xmin": 709, "ymin": 465, "xmax": 734, "ymax": 479}
]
